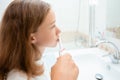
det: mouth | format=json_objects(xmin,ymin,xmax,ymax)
[{"xmin": 57, "ymin": 38, "xmax": 59, "ymax": 42}]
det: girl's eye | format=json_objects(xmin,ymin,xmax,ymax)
[{"xmin": 51, "ymin": 25, "xmax": 56, "ymax": 29}]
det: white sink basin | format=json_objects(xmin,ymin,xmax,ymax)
[
  {"xmin": 42, "ymin": 48, "xmax": 120, "ymax": 80},
  {"xmin": 72, "ymin": 51, "xmax": 120, "ymax": 80}
]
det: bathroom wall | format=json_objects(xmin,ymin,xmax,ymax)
[
  {"xmin": 106, "ymin": 0, "xmax": 120, "ymax": 27},
  {"xmin": 95, "ymin": 0, "xmax": 107, "ymax": 36},
  {"xmin": 0, "ymin": 0, "xmax": 12, "ymax": 21},
  {"xmin": 78, "ymin": 0, "xmax": 89, "ymax": 35},
  {"xmin": 105, "ymin": 0, "xmax": 120, "ymax": 50}
]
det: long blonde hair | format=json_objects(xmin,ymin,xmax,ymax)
[{"xmin": 0, "ymin": 0, "xmax": 50, "ymax": 79}]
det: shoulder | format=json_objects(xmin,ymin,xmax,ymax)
[{"xmin": 7, "ymin": 69, "xmax": 28, "ymax": 80}]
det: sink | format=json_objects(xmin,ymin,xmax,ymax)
[
  {"xmin": 71, "ymin": 50, "xmax": 120, "ymax": 80},
  {"xmin": 42, "ymin": 48, "xmax": 120, "ymax": 80}
]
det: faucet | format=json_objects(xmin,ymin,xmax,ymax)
[{"xmin": 95, "ymin": 40, "xmax": 120, "ymax": 64}]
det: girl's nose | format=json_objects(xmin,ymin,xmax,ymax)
[{"xmin": 56, "ymin": 27, "xmax": 61, "ymax": 35}]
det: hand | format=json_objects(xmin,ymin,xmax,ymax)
[{"xmin": 51, "ymin": 54, "xmax": 79, "ymax": 80}]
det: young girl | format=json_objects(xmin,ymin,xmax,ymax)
[{"xmin": 0, "ymin": 0, "xmax": 79, "ymax": 80}]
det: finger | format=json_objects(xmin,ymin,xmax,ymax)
[
  {"xmin": 57, "ymin": 53, "xmax": 72, "ymax": 61},
  {"xmin": 63, "ymin": 53, "xmax": 72, "ymax": 59}
]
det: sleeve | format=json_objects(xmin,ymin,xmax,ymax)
[{"xmin": 7, "ymin": 69, "xmax": 28, "ymax": 80}]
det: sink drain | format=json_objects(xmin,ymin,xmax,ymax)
[{"xmin": 95, "ymin": 73, "xmax": 103, "ymax": 80}]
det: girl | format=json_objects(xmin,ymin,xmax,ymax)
[{"xmin": 0, "ymin": 0, "xmax": 79, "ymax": 80}]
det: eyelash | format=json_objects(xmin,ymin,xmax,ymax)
[{"xmin": 51, "ymin": 25, "xmax": 56, "ymax": 29}]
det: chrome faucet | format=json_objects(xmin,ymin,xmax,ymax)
[{"xmin": 95, "ymin": 40, "xmax": 120, "ymax": 64}]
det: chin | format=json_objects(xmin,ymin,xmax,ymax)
[
  {"xmin": 49, "ymin": 42, "xmax": 57, "ymax": 47},
  {"xmin": 51, "ymin": 44, "xmax": 57, "ymax": 47}
]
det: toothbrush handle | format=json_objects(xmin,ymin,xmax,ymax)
[
  {"xmin": 58, "ymin": 38, "xmax": 65, "ymax": 56},
  {"xmin": 59, "ymin": 48, "xmax": 65, "ymax": 56}
]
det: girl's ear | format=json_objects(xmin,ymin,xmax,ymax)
[{"xmin": 30, "ymin": 33, "xmax": 37, "ymax": 44}]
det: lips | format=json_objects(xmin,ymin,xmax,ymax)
[{"xmin": 57, "ymin": 38, "xmax": 59, "ymax": 42}]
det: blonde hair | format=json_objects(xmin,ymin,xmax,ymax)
[{"xmin": 0, "ymin": 0, "xmax": 50, "ymax": 79}]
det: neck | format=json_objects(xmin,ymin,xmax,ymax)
[
  {"xmin": 39, "ymin": 47, "xmax": 45, "ymax": 54},
  {"xmin": 35, "ymin": 47, "xmax": 45, "ymax": 61}
]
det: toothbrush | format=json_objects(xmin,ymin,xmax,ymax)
[{"xmin": 58, "ymin": 37, "xmax": 65, "ymax": 56}]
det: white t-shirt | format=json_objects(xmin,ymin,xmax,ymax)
[
  {"xmin": 7, "ymin": 69, "xmax": 50, "ymax": 80},
  {"xmin": 7, "ymin": 60, "xmax": 51, "ymax": 80}
]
